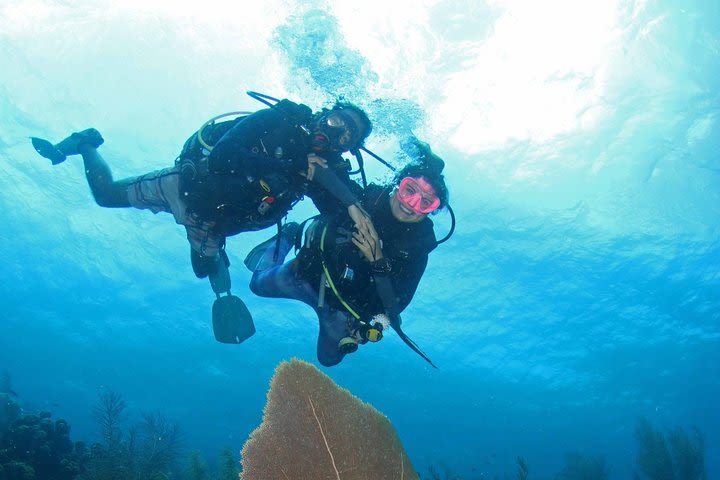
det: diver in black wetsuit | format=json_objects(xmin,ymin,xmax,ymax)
[
  {"xmin": 31, "ymin": 94, "xmax": 376, "ymax": 344},
  {"xmin": 31, "ymin": 96, "xmax": 374, "ymax": 279},
  {"xmin": 246, "ymin": 137, "xmax": 450, "ymax": 366}
]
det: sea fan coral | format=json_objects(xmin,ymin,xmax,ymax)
[{"xmin": 240, "ymin": 358, "xmax": 418, "ymax": 480}]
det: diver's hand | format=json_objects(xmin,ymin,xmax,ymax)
[
  {"xmin": 351, "ymin": 210, "xmax": 383, "ymax": 262},
  {"xmin": 348, "ymin": 203, "xmax": 373, "ymax": 236},
  {"xmin": 302, "ymin": 153, "xmax": 328, "ymax": 181}
]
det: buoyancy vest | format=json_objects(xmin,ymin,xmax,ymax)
[
  {"xmin": 297, "ymin": 185, "xmax": 437, "ymax": 320},
  {"xmin": 175, "ymin": 100, "xmax": 315, "ymax": 236}
]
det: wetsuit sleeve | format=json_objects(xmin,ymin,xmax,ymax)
[
  {"xmin": 305, "ymin": 162, "xmax": 363, "ymax": 216},
  {"xmin": 372, "ymin": 213, "xmax": 436, "ymax": 316},
  {"xmin": 207, "ymin": 109, "xmax": 285, "ymax": 177},
  {"xmin": 311, "ymin": 165, "xmax": 359, "ymax": 207},
  {"xmin": 382, "ymin": 253, "xmax": 429, "ymax": 313}
]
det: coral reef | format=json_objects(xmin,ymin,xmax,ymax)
[
  {"xmin": 635, "ymin": 417, "xmax": 706, "ymax": 480},
  {"xmin": 185, "ymin": 451, "xmax": 209, "ymax": 480},
  {"xmin": 0, "ymin": 392, "xmax": 22, "ymax": 436},
  {"xmin": 217, "ymin": 448, "xmax": 239, "ymax": 480},
  {"xmin": 78, "ymin": 390, "xmax": 183, "ymax": 480},
  {"xmin": 667, "ymin": 426, "xmax": 706, "ymax": 480},
  {"xmin": 2, "ymin": 375, "xmax": 84, "ymax": 478},
  {"xmin": 0, "ymin": 407, "xmax": 83, "ymax": 479},
  {"xmin": 240, "ymin": 358, "xmax": 419, "ymax": 479},
  {"xmin": 517, "ymin": 456, "xmax": 528, "ymax": 480},
  {"xmin": 2, "ymin": 372, "xmax": 709, "ymax": 480},
  {"xmin": 183, "ymin": 448, "xmax": 238, "ymax": 480},
  {"xmin": 636, "ymin": 417, "xmax": 673, "ymax": 480}
]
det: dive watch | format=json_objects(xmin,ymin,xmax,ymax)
[{"xmin": 370, "ymin": 257, "xmax": 392, "ymax": 275}]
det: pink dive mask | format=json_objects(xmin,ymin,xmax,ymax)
[{"xmin": 397, "ymin": 177, "xmax": 441, "ymax": 215}]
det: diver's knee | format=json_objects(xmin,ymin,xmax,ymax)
[
  {"xmin": 317, "ymin": 351, "xmax": 343, "ymax": 367},
  {"xmin": 92, "ymin": 187, "xmax": 130, "ymax": 208},
  {"xmin": 248, "ymin": 279, "xmax": 259, "ymax": 295},
  {"xmin": 248, "ymin": 275, "xmax": 263, "ymax": 296},
  {"xmin": 318, "ymin": 357, "xmax": 341, "ymax": 367},
  {"xmin": 92, "ymin": 193, "xmax": 114, "ymax": 208},
  {"xmin": 93, "ymin": 195, "xmax": 118, "ymax": 208}
]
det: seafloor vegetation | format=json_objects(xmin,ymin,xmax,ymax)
[
  {"xmin": 0, "ymin": 374, "xmax": 238, "ymax": 480},
  {"xmin": 0, "ymin": 368, "xmax": 709, "ymax": 480},
  {"xmin": 422, "ymin": 418, "xmax": 707, "ymax": 480}
]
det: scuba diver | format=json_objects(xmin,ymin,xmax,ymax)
[
  {"xmin": 30, "ymin": 92, "xmax": 374, "ymax": 343},
  {"xmin": 245, "ymin": 137, "xmax": 450, "ymax": 367}
]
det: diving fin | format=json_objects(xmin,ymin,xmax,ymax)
[
  {"xmin": 244, "ymin": 222, "xmax": 301, "ymax": 272},
  {"xmin": 243, "ymin": 236, "xmax": 276, "ymax": 272},
  {"xmin": 30, "ymin": 128, "xmax": 104, "ymax": 165},
  {"xmin": 30, "ymin": 137, "xmax": 67, "ymax": 165},
  {"xmin": 208, "ymin": 251, "xmax": 231, "ymax": 293},
  {"xmin": 212, "ymin": 294, "xmax": 255, "ymax": 344}
]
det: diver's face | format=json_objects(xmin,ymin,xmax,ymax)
[
  {"xmin": 390, "ymin": 191, "xmax": 427, "ymax": 223},
  {"xmin": 312, "ymin": 109, "xmax": 366, "ymax": 153}
]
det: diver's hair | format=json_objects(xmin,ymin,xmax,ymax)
[
  {"xmin": 331, "ymin": 101, "xmax": 373, "ymax": 145},
  {"xmin": 394, "ymin": 136, "xmax": 449, "ymax": 211}
]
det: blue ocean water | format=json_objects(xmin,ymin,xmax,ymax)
[{"xmin": 1, "ymin": 1, "xmax": 718, "ymax": 479}]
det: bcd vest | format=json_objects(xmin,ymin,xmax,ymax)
[
  {"xmin": 175, "ymin": 101, "xmax": 314, "ymax": 236},
  {"xmin": 296, "ymin": 185, "xmax": 436, "ymax": 319}
]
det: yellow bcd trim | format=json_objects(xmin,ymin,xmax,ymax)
[{"xmin": 320, "ymin": 226, "xmax": 360, "ymax": 320}]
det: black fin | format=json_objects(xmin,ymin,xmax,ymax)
[
  {"xmin": 243, "ymin": 233, "xmax": 279, "ymax": 272},
  {"xmin": 212, "ymin": 295, "xmax": 255, "ymax": 344},
  {"xmin": 30, "ymin": 137, "xmax": 67, "ymax": 165}
]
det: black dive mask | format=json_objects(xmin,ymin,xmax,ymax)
[{"xmin": 312, "ymin": 110, "xmax": 362, "ymax": 153}]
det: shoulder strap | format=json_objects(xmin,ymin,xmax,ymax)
[{"xmin": 273, "ymin": 99, "xmax": 314, "ymax": 125}]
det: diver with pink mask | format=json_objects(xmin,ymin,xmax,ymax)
[{"xmin": 245, "ymin": 136, "xmax": 451, "ymax": 367}]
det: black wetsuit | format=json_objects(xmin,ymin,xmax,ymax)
[
  {"xmin": 179, "ymin": 100, "xmax": 356, "ymax": 238},
  {"xmin": 298, "ymin": 183, "xmax": 437, "ymax": 319},
  {"xmin": 248, "ymin": 183, "xmax": 437, "ymax": 366}
]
